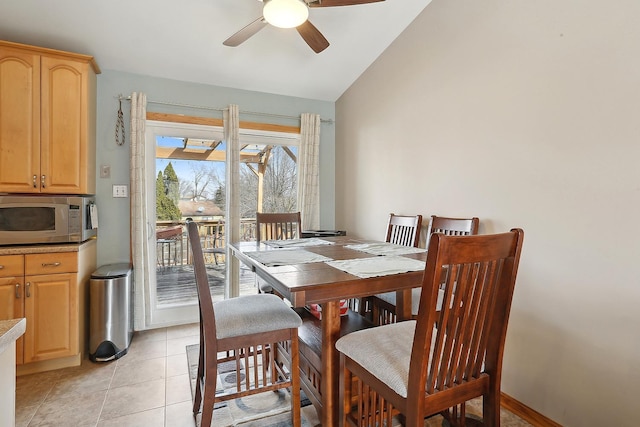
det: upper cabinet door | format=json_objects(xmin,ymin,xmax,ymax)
[
  {"xmin": 40, "ymin": 56, "xmax": 90, "ymax": 194},
  {"xmin": 0, "ymin": 47, "xmax": 41, "ymax": 193}
]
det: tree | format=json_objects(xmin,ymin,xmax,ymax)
[
  {"xmin": 190, "ymin": 162, "xmax": 216, "ymax": 200},
  {"xmin": 213, "ymin": 184, "xmax": 226, "ymax": 213},
  {"xmin": 238, "ymin": 145, "xmax": 297, "ymax": 217},
  {"xmin": 264, "ymin": 146, "xmax": 297, "ymax": 212},
  {"xmin": 163, "ymin": 162, "xmax": 180, "ymax": 205},
  {"xmin": 156, "ymin": 170, "xmax": 181, "ymax": 220}
]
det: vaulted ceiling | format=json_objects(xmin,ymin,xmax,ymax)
[{"xmin": 0, "ymin": 0, "xmax": 432, "ymax": 101}]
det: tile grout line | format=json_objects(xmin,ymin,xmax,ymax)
[{"xmin": 94, "ymin": 357, "xmax": 118, "ymax": 426}]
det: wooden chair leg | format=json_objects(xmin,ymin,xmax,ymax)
[
  {"xmin": 290, "ymin": 334, "xmax": 301, "ymax": 427},
  {"xmin": 199, "ymin": 373, "xmax": 219, "ymax": 427},
  {"xmin": 484, "ymin": 389, "xmax": 500, "ymax": 427},
  {"xmin": 339, "ymin": 363, "xmax": 352, "ymax": 427}
]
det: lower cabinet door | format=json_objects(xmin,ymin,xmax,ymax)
[
  {"xmin": 0, "ymin": 277, "xmax": 25, "ymax": 364},
  {"xmin": 23, "ymin": 273, "xmax": 78, "ymax": 363}
]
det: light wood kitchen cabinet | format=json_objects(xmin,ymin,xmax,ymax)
[
  {"xmin": 23, "ymin": 252, "xmax": 79, "ymax": 364},
  {"xmin": 0, "ymin": 240, "xmax": 96, "ymax": 374},
  {"xmin": 0, "ymin": 40, "xmax": 99, "ymax": 194},
  {"xmin": 0, "ymin": 255, "xmax": 25, "ymax": 364}
]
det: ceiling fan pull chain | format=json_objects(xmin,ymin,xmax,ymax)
[{"xmin": 116, "ymin": 99, "xmax": 125, "ymax": 146}]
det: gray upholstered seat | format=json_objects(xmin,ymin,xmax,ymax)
[
  {"xmin": 336, "ymin": 320, "xmax": 434, "ymax": 398},
  {"xmin": 215, "ymin": 293, "xmax": 302, "ymax": 339}
]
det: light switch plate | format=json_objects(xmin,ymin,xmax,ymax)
[
  {"xmin": 112, "ymin": 184, "xmax": 128, "ymax": 198},
  {"xmin": 100, "ymin": 165, "xmax": 111, "ymax": 178}
]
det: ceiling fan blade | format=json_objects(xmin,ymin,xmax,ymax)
[
  {"xmin": 296, "ymin": 20, "xmax": 330, "ymax": 53},
  {"xmin": 308, "ymin": 0, "xmax": 384, "ymax": 7},
  {"xmin": 223, "ymin": 17, "xmax": 268, "ymax": 47}
]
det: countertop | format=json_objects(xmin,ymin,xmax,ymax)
[
  {"xmin": 0, "ymin": 319, "xmax": 26, "ymax": 355},
  {"xmin": 0, "ymin": 239, "xmax": 95, "ymax": 256}
]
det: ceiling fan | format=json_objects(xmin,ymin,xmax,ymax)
[{"xmin": 223, "ymin": 0, "xmax": 385, "ymax": 54}]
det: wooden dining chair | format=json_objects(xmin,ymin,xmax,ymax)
[
  {"xmin": 371, "ymin": 215, "xmax": 480, "ymax": 325},
  {"xmin": 386, "ymin": 213, "xmax": 423, "ymax": 247},
  {"xmin": 202, "ymin": 219, "xmax": 226, "ymax": 265},
  {"xmin": 354, "ymin": 213, "xmax": 423, "ymax": 315},
  {"xmin": 255, "ymin": 212, "xmax": 302, "ymax": 294},
  {"xmin": 186, "ymin": 220, "xmax": 303, "ymax": 427},
  {"xmin": 337, "ymin": 228, "xmax": 525, "ymax": 427},
  {"xmin": 256, "ymin": 211, "xmax": 302, "ymax": 242}
]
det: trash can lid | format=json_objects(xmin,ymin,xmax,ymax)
[{"xmin": 91, "ymin": 263, "xmax": 133, "ymax": 279}]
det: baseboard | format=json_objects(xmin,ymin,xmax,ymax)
[
  {"xmin": 501, "ymin": 392, "xmax": 562, "ymax": 427},
  {"xmin": 17, "ymin": 353, "xmax": 81, "ymax": 376}
]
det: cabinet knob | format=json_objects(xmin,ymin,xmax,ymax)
[
  {"xmin": 15, "ymin": 283, "xmax": 21, "ymax": 299},
  {"xmin": 0, "ymin": 265, "xmax": 4, "ymax": 269},
  {"xmin": 33, "ymin": 175, "xmax": 37, "ymax": 188},
  {"xmin": 26, "ymin": 282, "xmax": 31, "ymax": 298},
  {"xmin": 41, "ymin": 175, "xmax": 46, "ymax": 188}
]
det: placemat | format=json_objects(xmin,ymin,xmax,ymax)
[
  {"xmin": 345, "ymin": 242, "xmax": 427, "ymax": 256},
  {"xmin": 263, "ymin": 238, "xmax": 334, "ymax": 248},
  {"xmin": 245, "ymin": 249, "xmax": 333, "ymax": 267},
  {"xmin": 326, "ymin": 255, "xmax": 426, "ymax": 279}
]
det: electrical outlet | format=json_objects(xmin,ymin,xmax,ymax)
[
  {"xmin": 100, "ymin": 165, "xmax": 111, "ymax": 178},
  {"xmin": 112, "ymin": 184, "xmax": 128, "ymax": 198}
]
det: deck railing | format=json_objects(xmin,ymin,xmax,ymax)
[{"xmin": 156, "ymin": 218, "xmax": 257, "ymax": 268}]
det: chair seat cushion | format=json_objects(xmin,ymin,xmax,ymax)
[
  {"xmin": 215, "ymin": 293, "xmax": 302, "ymax": 339},
  {"xmin": 337, "ymin": 320, "xmax": 427, "ymax": 398},
  {"xmin": 375, "ymin": 288, "xmax": 444, "ymax": 316}
]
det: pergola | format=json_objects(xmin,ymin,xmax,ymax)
[{"xmin": 155, "ymin": 137, "xmax": 297, "ymax": 213}]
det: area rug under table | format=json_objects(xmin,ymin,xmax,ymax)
[{"xmin": 186, "ymin": 344, "xmax": 319, "ymax": 427}]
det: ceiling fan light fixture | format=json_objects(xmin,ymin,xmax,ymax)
[{"xmin": 263, "ymin": 0, "xmax": 309, "ymax": 29}]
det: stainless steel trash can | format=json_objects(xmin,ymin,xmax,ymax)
[{"xmin": 89, "ymin": 263, "xmax": 133, "ymax": 362}]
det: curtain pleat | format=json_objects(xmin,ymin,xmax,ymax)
[
  {"xmin": 130, "ymin": 92, "xmax": 149, "ymax": 330},
  {"xmin": 297, "ymin": 113, "xmax": 321, "ymax": 230},
  {"xmin": 224, "ymin": 105, "xmax": 240, "ymax": 297}
]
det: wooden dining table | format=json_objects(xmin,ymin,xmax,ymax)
[{"xmin": 228, "ymin": 236, "xmax": 427, "ymax": 427}]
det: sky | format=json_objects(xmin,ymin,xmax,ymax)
[{"xmin": 156, "ymin": 136, "xmax": 226, "ymax": 199}]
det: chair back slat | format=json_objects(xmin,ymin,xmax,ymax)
[
  {"xmin": 256, "ymin": 212, "xmax": 302, "ymax": 242},
  {"xmin": 426, "ymin": 215, "xmax": 479, "ymax": 246},
  {"xmin": 386, "ymin": 213, "xmax": 423, "ymax": 247},
  {"xmin": 412, "ymin": 229, "xmax": 524, "ymax": 397}
]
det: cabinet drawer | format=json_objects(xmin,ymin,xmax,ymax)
[
  {"xmin": 0, "ymin": 255, "xmax": 24, "ymax": 277},
  {"xmin": 25, "ymin": 252, "xmax": 77, "ymax": 275}
]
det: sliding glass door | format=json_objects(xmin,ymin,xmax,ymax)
[{"xmin": 141, "ymin": 119, "xmax": 300, "ymax": 328}]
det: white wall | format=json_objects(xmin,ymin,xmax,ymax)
[
  {"xmin": 95, "ymin": 70, "xmax": 336, "ymax": 267},
  {"xmin": 335, "ymin": 0, "xmax": 640, "ymax": 426}
]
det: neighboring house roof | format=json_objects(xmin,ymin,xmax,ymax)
[{"xmin": 178, "ymin": 200, "xmax": 223, "ymax": 217}]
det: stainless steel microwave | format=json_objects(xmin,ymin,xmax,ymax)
[{"xmin": 0, "ymin": 195, "xmax": 97, "ymax": 246}]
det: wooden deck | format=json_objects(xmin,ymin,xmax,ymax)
[{"xmin": 156, "ymin": 264, "xmax": 258, "ymax": 306}]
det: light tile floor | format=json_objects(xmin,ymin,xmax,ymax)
[
  {"xmin": 16, "ymin": 323, "xmax": 201, "ymax": 427},
  {"xmin": 15, "ymin": 322, "xmax": 531, "ymax": 427}
]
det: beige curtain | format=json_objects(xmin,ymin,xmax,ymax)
[
  {"xmin": 297, "ymin": 113, "xmax": 321, "ymax": 230},
  {"xmin": 130, "ymin": 92, "xmax": 149, "ymax": 330},
  {"xmin": 224, "ymin": 105, "xmax": 240, "ymax": 297}
]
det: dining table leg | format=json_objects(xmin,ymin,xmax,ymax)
[
  {"xmin": 320, "ymin": 300, "xmax": 341, "ymax": 427},
  {"xmin": 396, "ymin": 288, "xmax": 413, "ymax": 321}
]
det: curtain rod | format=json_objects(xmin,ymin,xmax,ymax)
[{"xmin": 117, "ymin": 94, "xmax": 334, "ymax": 124}]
